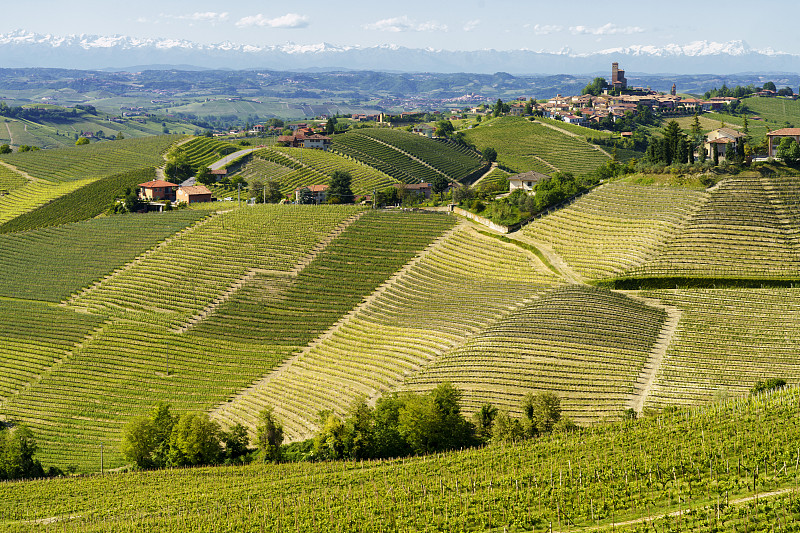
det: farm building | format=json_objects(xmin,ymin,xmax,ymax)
[
  {"xmin": 138, "ymin": 180, "xmax": 177, "ymax": 201},
  {"xmin": 704, "ymin": 128, "xmax": 745, "ymax": 159},
  {"xmin": 295, "ymin": 184, "xmax": 328, "ymax": 204},
  {"xmin": 177, "ymin": 185, "xmax": 213, "ymax": 204},
  {"xmin": 766, "ymin": 128, "xmax": 800, "ymax": 157},
  {"xmin": 509, "ymin": 171, "xmax": 550, "ymax": 192}
]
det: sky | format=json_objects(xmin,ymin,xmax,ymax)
[{"xmin": 1, "ymin": 0, "xmax": 795, "ymax": 55}]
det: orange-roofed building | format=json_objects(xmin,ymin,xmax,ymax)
[
  {"xmin": 766, "ymin": 128, "xmax": 800, "ymax": 157},
  {"xmin": 177, "ymin": 185, "xmax": 213, "ymax": 204},
  {"xmin": 138, "ymin": 180, "xmax": 177, "ymax": 201}
]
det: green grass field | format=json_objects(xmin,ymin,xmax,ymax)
[{"xmin": 743, "ymin": 96, "xmax": 800, "ymax": 125}]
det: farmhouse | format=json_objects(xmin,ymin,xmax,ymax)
[
  {"xmin": 704, "ymin": 128, "xmax": 745, "ymax": 159},
  {"xmin": 394, "ymin": 182, "xmax": 433, "ymax": 199},
  {"xmin": 295, "ymin": 184, "xmax": 328, "ymax": 204},
  {"xmin": 176, "ymin": 185, "xmax": 213, "ymax": 204},
  {"xmin": 766, "ymin": 128, "xmax": 800, "ymax": 157},
  {"xmin": 138, "ymin": 180, "xmax": 177, "ymax": 201},
  {"xmin": 509, "ymin": 171, "xmax": 550, "ymax": 192}
]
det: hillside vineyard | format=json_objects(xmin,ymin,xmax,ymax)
[{"xmin": 1, "ymin": 126, "xmax": 799, "ymax": 530}]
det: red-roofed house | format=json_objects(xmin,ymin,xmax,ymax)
[
  {"xmin": 176, "ymin": 185, "xmax": 213, "ymax": 204},
  {"xmin": 767, "ymin": 128, "xmax": 800, "ymax": 157},
  {"xmin": 138, "ymin": 180, "xmax": 177, "ymax": 201},
  {"xmin": 295, "ymin": 184, "xmax": 328, "ymax": 204}
]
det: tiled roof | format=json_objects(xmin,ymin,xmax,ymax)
[{"xmin": 138, "ymin": 180, "xmax": 177, "ymax": 188}]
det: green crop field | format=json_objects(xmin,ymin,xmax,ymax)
[
  {"xmin": 215, "ymin": 225, "xmax": 561, "ymax": 441},
  {"xmin": 0, "ymin": 165, "xmax": 27, "ymax": 192},
  {"xmin": 3, "ymin": 115, "xmax": 800, "ymax": 531},
  {"xmin": 0, "ymin": 211, "xmax": 209, "ymax": 302},
  {"xmin": 625, "ymin": 175, "xmax": 800, "ymax": 281},
  {"xmin": 743, "ymin": 96, "xmax": 800, "ymax": 125},
  {"xmin": 523, "ymin": 179, "xmax": 708, "ymax": 280},
  {"xmin": 4, "ymin": 388, "xmax": 800, "ymax": 531},
  {"xmin": 0, "ymin": 135, "xmax": 180, "ymax": 182},
  {"xmin": 0, "ymin": 168, "xmax": 160, "ymax": 234},
  {"xmin": 463, "ymin": 116, "xmax": 610, "ymax": 176},
  {"xmin": 405, "ymin": 285, "xmax": 667, "ymax": 424},
  {"xmin": 0, "ymin": 178, "xmax": 96, "ymax": 226}
]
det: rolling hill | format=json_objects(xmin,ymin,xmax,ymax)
[{"xmin": 1, "ymin": 130, "xmax": 800, "ymax": 530}]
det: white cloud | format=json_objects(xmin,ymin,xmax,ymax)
[
  {"xmin": 463, "ymin": 19, "xmax": 480, "ymax": 32},
  {"xmin": 236, "ymin": 13, "xmax": 310, "ymax": 29},
  {"xmin": 178, "ymin": 12, "xmax": 229, "ymax": 23},
  {"xmin": 363, "ymin": 16, "xmax": 447, "ymax": 33},
  {"xmin": 570, "ymin": 23, "xmax": 644, "ymax": 35},
  {"xmin": 527, "ymin": 24, "xmax": 563, "ymax": 35}
]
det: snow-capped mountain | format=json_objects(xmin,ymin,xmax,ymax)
[{"xmin": 0, "ymin": 30, "xmax": 797, "ymax": 74}]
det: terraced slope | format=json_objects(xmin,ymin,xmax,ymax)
[
  {"xmin": 463, "ymin": 116, "xmax": 609, "ymax": 175},
  {"xmin": 626, "ymin": 175, "xmax": 800, "ymax": 280},
  {"xmin": 0, "ymin": 300, "xmax": 103, "ymax": 404},
  {"xmin": 0, "ymin": 164, "xmax": 27, "ymax": 192},
  {"xmin": 71, "ymin": 205, "xmax": 363, "ymax": 326},
  {"xmin": 178, "ymin": 137, "xmax": 241, "ymax": 169},
  {"xmin": 0, "ymin": 178, "xmax": 96, "ymax": 226},
  {"xmin": 332, "ymin": 133, "xmax": 442, "ymax": 184},
  {"xmin": 523, "ymin": 180, "xmax": 708, "ymax": 279},
  {"xmin": 0, "ymin": 136, "xmax": 179, "ymax": 182},
  {"xmin": 404, "ymin": 286, "xmax": 667, "ymax": 424},
  {"xmin": 1, "ymin": 206, "xmax": 370, "ymax": 470},
  {"xmin": 273, "ymin": 146, "xmax": 396, "ymax": 193},
  {"xmin": 0, "ymin": 211, "xmax": 209, "ymax": 302},
  {"xmin": 0, "ymin": 168, "xmax": 159, "ymax": 234},
  {"xmin": 348, "ymin": 128, "xmax": 485, "ymax": 182},
  {"xmin": 640, "ymin": 288, "xmax": 800, "ymax": 410},
  {"xmin": 188, "ymin": 210, "xmax": 455, "ymax": 345},
  {"xmin": 7, "ymin": 386, "xmax": 800, "ymax": 531},
  {"xmin": 213, "ymin": 225, "xmax": 561, "ymax": 440}
]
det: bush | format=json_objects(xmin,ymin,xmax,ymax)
[{"xmin": 751, "ymin": 378, "xmax": 787, "ymax": 395}]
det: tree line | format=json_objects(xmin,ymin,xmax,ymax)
[
  {"xmin": 0, "ymin": 422, "xmax": 65, "ymax": 480},
  {"xmin": 121, "ymin": 384, "xmax": 571, "ymax": 469}
]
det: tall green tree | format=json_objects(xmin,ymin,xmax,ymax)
[
  {"xmin": 522, "ymin": 391, "xmax": 562, "ymax": 437},
  {"xmin": 327, "ymin": 170, "xmax": 353, "ymax": 204},
  {"xmin": 430, "ymin": 175, "xmax": 450, "ymax": 200},
  {"xmin": 482, "ymin": 147, "xmax": 497, "ymax": 163},
  {"xmin": 582, "ymin": 77, "xmax": 608, "ymax": 96},
  {"xmin": 167, "ymin": 413, "xmax": 223, "ymax": 467},
  {"xmin": 493, "ymin": 99, "xmax": 504, "ymax": 118},
  {"xmin": 256, "ymin": 407, "xmax": 284, "ymax": 463},
  {"xmin": 661, "ymin": 120, "xmax": 687, "ymax": 165}
]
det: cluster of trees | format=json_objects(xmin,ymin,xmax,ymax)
[
  {"xmin": 644, "ymin": 120, "xmax": 699, "ymax": 166},
  {"xmin": 776, "ymin": 138, "xmax": 800, "ymax": 165},
  {"xmin": 121, "ymin": 403, "xmax": 253, "ymax": 469},
  {"xmin": 117, "ymin": 386, "xmax": 571, "ymax": 470},
  {"xmin": 0, "ymin": 143, "xmax": 40, "ymax": 153},
  {"xmin": 455, "ymin": 172, "xmax": 594, "ymax": 226},
  {"xmin": 582, "ymin": 77, "xmax": 608, "ymax": 97},
  {"xmin": 0, "ymin": 102, "xmax": 80, "ymax": 123},
  {"xmin": 704, "ymin": 82, "xmax": 795, "ymax": 99},
  {"xmin": 750, "ymin": 378, "xmax": 787, "ymax": 396},
  {"xmin": 303, "ymin": 384, "xmax": 570, "ymax": 462},
  {"xmin": 0, "ymin": 423, "xmax": 63, "ymax": 480}
]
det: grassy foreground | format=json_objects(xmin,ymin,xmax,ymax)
[{"xmin": 3, "ymin": 387, "xmax": 800, "ymax": 532}]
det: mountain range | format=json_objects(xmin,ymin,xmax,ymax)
[{"xmin": 1, "ymin": 30, "xmax": 799, "ymax": 75}]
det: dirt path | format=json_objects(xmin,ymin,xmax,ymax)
[
  {"xmin": 209, "ymin": 148, "xmax": 259, "ymax": 170},
  {"xmin": 503, "ymin": 231, "xmax": 585, "ymax": 285},
  {"xmin": 557, "ymin": 486, "xmax": 798, "ymax": 531},
  {"xmin": 0, "ymin": 160, "xmax": 40, "ymax": 183},
  {"xmin": 5, "ymin": 122, "xmax": 13, "ymax": 146},
  {"xmin": 620, "ymin": 294, "xmax": 682, "ymax": 415},
  {"xmin": 471, "ymin": 162, "xmax": 498, "ymax": 187}
]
